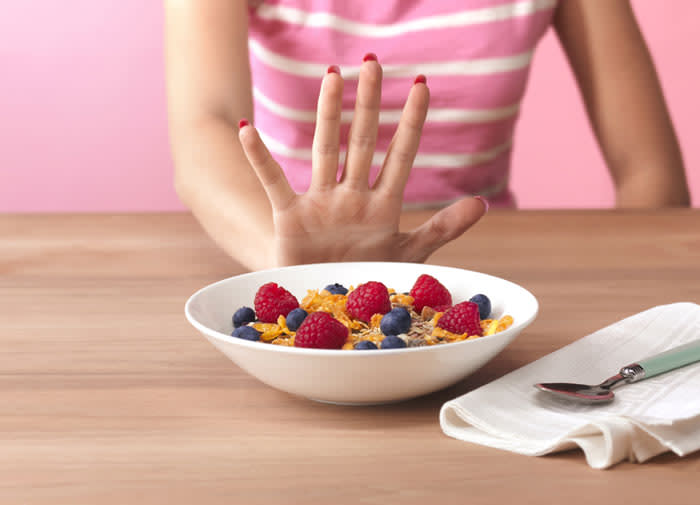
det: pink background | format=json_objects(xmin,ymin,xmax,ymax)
[{"xmin": 1, "ymin": 1, "xmax": 698, "ymax": 212}]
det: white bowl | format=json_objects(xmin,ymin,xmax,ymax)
[{"xmin": 185, "ymin": 262, "xmax": 538, "ymax": 405}]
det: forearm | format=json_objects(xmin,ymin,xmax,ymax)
[
  {"xmin": 172, "ymin": 117, "xmax": 275, "ymax": 270},
  {"xmin": 595, "ymin": 60, "xmax": 689, "ymax": 208},
  {"xmin": 164, "ymin": 1, "xmax": 270, "ymax": 268}
]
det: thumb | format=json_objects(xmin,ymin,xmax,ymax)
[
  {"xmin": 401, "ymin": 196, "xmax": 488, "ymax": 262},
  {"xmin": 238, "ymin": 120, "xmax": 296, "ymax": 212}
]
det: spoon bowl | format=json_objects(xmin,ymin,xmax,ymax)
[{"xmin": 535, "ymin": 380, "xmax": 617, "ymax": 403}]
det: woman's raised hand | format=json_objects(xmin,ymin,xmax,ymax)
[{"xmin": 238, "ymin": 55, "xmax": 487, "ymax": 267}]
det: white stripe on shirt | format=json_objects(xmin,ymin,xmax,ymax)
[
  {"xmin": 257, "ymin": 129, "xmax": 513, "ymax": 169},
  {"xmin": 253, "ymin": 87, "xmax": 520, "ymax": 124},
  {"xmin": 249, "ymin": 39, "xmax": 533, "ymax": 79},
  {"xmin": 254, "ymin": 0, "xmax": 557, "ymax": 38}
]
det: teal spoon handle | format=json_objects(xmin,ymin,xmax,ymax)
[{"xmin": 624, "ymin": 339, "xmax": 700, "ymax": 380}]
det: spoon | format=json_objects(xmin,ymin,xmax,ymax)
[{"xmin": 535, "ymin": 338, "xmax": 700, "ymax": 404}]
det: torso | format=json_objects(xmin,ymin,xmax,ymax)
[{"xmin": 248, "ymin": 0, "xmax": 558, "ymax": 207}]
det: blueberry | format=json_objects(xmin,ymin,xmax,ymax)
[
  {"xmin": 285, "ymin": 308, "xmax": 308, "ymax": 331},
  {"xmin": 323, "ymin": 283, "xmax": 348, "ymax": 295},
  {"xmin": 469, "ymin": 294, "xmax": 491, "ymax": 320},
  {"xmin": 354, "ymin": 340, "xmax": 378, "ymax": 350},
  {"xmin": 380, "ymin": 307, "xmax": 411, "ymax": 336},
  {"xmin": 381, "ymin": 335, "xmax": 407, "ymax": 349},
  {"xmin": 232, "ymin": 326, "xmax": 261, "ymax": 341},
  {"xmin": 233, "ymin": 306, "xmax": 256, "ymax": 328}
]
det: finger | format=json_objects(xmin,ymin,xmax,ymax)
[
  {"xmin": 238, "ymin": 120, "xmax": 296, "ymax": 211},
  {"xmin": 340, "ymin": 54, "xmax": 381, "ymax": 189},
  {"xmin": 310, "ymin": 66, "xmax": 344, "ymax": 191},
  {"xmin": 373, "ymin": 75, "xmax": 429, "ymax": 197},
  {"xmin": 401, "ymin": 196, "xmax": 488, "ymax": 262}
]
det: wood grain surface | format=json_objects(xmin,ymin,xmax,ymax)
[{"xmin": 1, "ymin": 210, "xmax": 699, "ymax": 505}]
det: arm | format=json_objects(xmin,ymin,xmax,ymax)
[
  {"xmin": 164, "ymin": 0, "xmax": 274, "ymax": 270},
  {"xmin": 165, "ymin": 2, "xmax": 485, "ymax": 270},
  {"xmin": 553, "ymin": 0, "xmax": 690, "ymax": 207}
]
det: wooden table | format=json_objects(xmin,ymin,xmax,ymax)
[{"xmin": 2, "ymin": 210, "xmax": 699, "ymax": 504}]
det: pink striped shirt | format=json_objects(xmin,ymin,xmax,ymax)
[{"xmin": 248, "ymin": 0, "xmax": 558, "ymax": 207}]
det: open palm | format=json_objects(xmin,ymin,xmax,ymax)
[{"xmin": 239, "ymin": 57, "xmax": 487, "ymax": 267}]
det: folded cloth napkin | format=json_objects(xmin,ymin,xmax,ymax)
[{"xmin": 440, "ymin": 302, "xmax": 700, "ymax": 469}]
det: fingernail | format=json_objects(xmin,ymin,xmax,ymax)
[
  {"xmin": 474, "ymin": 195, "xmax": 490, "ymax": 213},
  {"xmin": 363, "ymin": 53, "xmax": 378, "ymax": 62},
  {"xmin": 327, "ymin": 65, "xmax": 341, "ymax": 75},
  {"xmin": 238, "ymin": 118, "xmax": 250, "ymax": 129},
  {"xmin": 414, "ymin": 74, "xmax": 427, "ymax": 85}
]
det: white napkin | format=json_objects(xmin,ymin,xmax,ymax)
[{"xmin": 440, "ymin": 302, "xmax": 700, "ymax": 469}]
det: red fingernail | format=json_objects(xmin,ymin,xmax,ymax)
[
  {"xmin": 238, "ymin": 118, "xmax": 250, "ymax": 129},
  {"xmin": 414, "ymin": 74, "xmax": 427, "ymax": 85},
  {"xmin": 327, "ymin": 65, "xmax": 341, "ymax": 75},
  {"xmin": 475, "ymin": 195, "xmax": 490, "ymax": 213},
  {"xmin": 363, "ymin": 53, "xmax": 378, "ymax": 62}
]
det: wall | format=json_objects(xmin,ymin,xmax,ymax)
[{"xmin": 0, "ymin": 1, "xmax": 697, "ymax": 212}]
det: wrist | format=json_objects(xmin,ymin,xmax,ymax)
[
  {"xmin": 182, "ymin": 174, "xmax": 276, "ymax": 270},
  {"xmin": 615, "ymin": 174, "xmax": 690, "ymax": 208}
]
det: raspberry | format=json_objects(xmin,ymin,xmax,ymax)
[
  {"xmin": 410, "ymin": 274, "xmax": 452, "ymax": 312},
  {"xmin": 346, "ymin": 281, "xmax": 392, "ymax": 323},
  {"xmin": 294, "ymin": 312, "xmax": 348, "ymax": 349},
  {"xmin": 437, "ymin": 301, "xmax": 482, "ymax": 336},
  {"xmin": 254, "ymin": 282, "xmax": 299, "ymax": 323}
]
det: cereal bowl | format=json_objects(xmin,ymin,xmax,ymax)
[{"xmin": 185, "ymin": 262, "xmax": 538, "ymax": 405}]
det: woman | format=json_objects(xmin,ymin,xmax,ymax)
[{"xmin": 164, "ymin": 1, "xmax": 689, "ymax": 270}]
